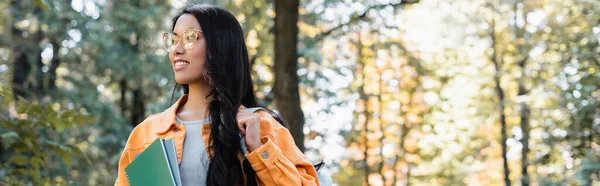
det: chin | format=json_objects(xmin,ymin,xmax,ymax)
[
  {"xmin": 174, "ymin": 75, "xmax": 190, "ymax": 85},
  {"xmin": 174, "ymin": 74, "xmax": 203, "ymax": 85}
]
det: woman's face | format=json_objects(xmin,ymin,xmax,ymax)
[{"xmin": 169, "ymin": 14, "xmax": 207, "ymax": 85}]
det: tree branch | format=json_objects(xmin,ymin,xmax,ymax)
[{"xmin": 317, "ymin": 1, "xmax": 419, "ymax": 38}]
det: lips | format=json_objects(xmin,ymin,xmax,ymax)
[{"xmin": 173, "ymin": 59, "xmax": 190, "ymax": 71}]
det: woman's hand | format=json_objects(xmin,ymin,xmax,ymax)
[{"xmin": 237, "ymin": 109, "xmax": 263, "ymax": 152}]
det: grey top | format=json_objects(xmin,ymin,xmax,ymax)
[
  {"xmin": 176, "ymin": 117, "xmax": 210, "ymax": 186},
  {"xmin": 175, "ymin": 107, "xmax": 262, "ymax": 186}
]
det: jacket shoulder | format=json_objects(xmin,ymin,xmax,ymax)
[{"xmin": 123, "ymin": 113, "xmax": 164, "ymax": 150}]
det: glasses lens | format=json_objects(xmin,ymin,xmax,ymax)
[
  {"xmin": 182, "ymin": 30, "xmax": 197, "ymax": 49},
  {"xmin": 163, "ymin": 33, "xmax": 176, "ymax": 51}
]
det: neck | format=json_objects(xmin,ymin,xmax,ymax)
[{"xmin": 179, "ymin": 81, "xmax": 213, "ymax": 119}]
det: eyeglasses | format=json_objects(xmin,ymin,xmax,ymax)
[{"xmin": 162, "ymin": 28, "xmax": 203, "ymax": 51}]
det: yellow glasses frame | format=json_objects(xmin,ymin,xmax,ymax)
[{"xmin": 162, "ymin": 28, "xmax": 203, "ymax": 51}]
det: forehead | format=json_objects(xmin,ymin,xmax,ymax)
[{"xmin": 173, "ymin": 14, "xmax": 201, "ymax": 34}]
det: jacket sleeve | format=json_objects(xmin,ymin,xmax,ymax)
[
  {"xmin": 114, "ymin": 148, "xmax": 131, "ymax": 186},
  {"xmin": 245, "ymin": 113, "xmax": 320, "ymax": 186},
  {"xmin": 114, "ymin": 118, "xmax": 151, "ymax": 186},
  {"xmin": 114, "ymin": 114, "xmax": 159, "ymax": 186}
]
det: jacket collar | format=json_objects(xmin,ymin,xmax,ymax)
[
  {"xmin": 153, "ymin": 94, "xmax": 188, "ymax": 134},
  {"xmin": 152, "ymin": 94, "xmax": 250, "ymax": 134}
]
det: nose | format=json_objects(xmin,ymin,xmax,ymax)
[{"xmin": 170, "ymin": 42, "xmax": 185, "ymax": 56}]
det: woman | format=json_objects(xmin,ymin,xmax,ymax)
[{"xmin": 115, "ymin": 4, "xmax": 320, "ymax": 186}]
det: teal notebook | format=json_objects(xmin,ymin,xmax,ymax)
[{"xmin": 125, "ymin": 138, "xmax": 180, "ymax": 186}]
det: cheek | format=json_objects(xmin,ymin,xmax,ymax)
[
  {"xmin": 189, "ymin": 42, "xmax": 207, "ymax": 69},
  {"xmin": 168, "ymin": 53, "xmax": 174, "ymax": 63}
]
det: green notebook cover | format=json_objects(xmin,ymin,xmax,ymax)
[{"xmin": 125, "ymin": 138, "xmax": 177, "ymax": 186}]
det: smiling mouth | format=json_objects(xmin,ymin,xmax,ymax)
[
  {"xmin": 175, "ymin": 61, "xmax": 189, "ymax": 66},
  {"xmin": 173, "ymin": 61, "xmax": 190, "ymax": 71}
]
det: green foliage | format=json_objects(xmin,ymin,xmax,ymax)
[
  {"xmin": 0, "ymin": 88, "xmax": 95, "ymax": 185},
  {"xmin": 576, "ymin": 154, "xmax": 600, "ymax": 186},
  {"xmin": 1, "ymin": 0, "xmax": 171, "ymax": 184},
  {"xmin": 1, "ymin": 0, "xmax": 599, "ymax": 185}
]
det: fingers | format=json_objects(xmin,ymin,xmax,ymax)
[
  {"xmin": 236, "ymin": 109, "xmax": 252, "ymax": 136},
  {"xmin": 237, "ymin": 119, "xmax": 247, "ymax": 135},
  {"xmin": 236, "ymin": 109, "xmax": 261, "ymax": 137}
]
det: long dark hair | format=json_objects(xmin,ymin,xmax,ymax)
[
  {"xmin": 171, "ymin": 4, "xmax": 266, "ymax": 185},
  {"xmin": 171, "ymin": 4, "xmax": 322, "ymax": 185}
]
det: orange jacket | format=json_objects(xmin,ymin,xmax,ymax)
[{"xmin": 115, "ymin": 95, "xmax": 320, "ymax": 186}]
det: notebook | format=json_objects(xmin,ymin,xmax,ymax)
[
  {"xmin": 125, "ymin": 138, "xmax": 180, "ymax": 186},
  {"xmin": 164, "ymin": 138, "xmax": 182, "ymax": 186}
]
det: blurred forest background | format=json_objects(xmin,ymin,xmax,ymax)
[{"xmin": 1, "ymin": 0, "xmax": 599, "ymax": 185}]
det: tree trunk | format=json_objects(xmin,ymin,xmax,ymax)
[
  {"xmin": 10, "ymin": 2, "xmax": 33, "ymax": 99},
  {"xmin": 519, "ymin": 103, "xmax": 530, "ymax": 185},
  {"xmin": 11, "ymin": 52, "xmax": 31, "ymax": 99},
  {"xmin": 34, "ymin": 39, "xmax": 44, "ymax": 95},
  {"xmin": 130, "ymin": 88, "xmax": 145, "ymax": 126},
  {"xmin": 490, "ymin": 18, "xmax": 512, "ymax": 186},
  {"xmin": 273, "ymin": 0, "xmax": 305, "ymax": 151},
  {"xmin": 10, "ymin": 2, "xmax": 46, "ymax": 99},
  {"xmin": 353, "ymin": 34, "xmax": 372, "ymax": 186},
  {"xmin": 514, "ymin": 1, "xmax": 531, "ymax": 185},
  {"xmin": 363, "ymin": 106, "xmax": 370, "ymax": 186},
  {"xmin": 355, "ymin": 35, "xmax": 371, "ymax": 186},
  {"xmin": 120, "ymin": 79, "xmax": 127, "ymax": 115},
  {"xmin": 406, "ymin": 165, "xmax": 411, "ymax": 186},
  {"xmin": 392, "ymin": 86, "xmax": 417, "ymax": 185},
  {"xmin": 376, "ymin": 66, "xmax": 387, "ymax": 185},
  {"xmin": 47, "ymin": 39, "xmax": 61, "ymax": 91}
]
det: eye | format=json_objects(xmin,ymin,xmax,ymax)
[{"xmin": 162, "ymin": 34, "xmax": 176, "ymax": 50}]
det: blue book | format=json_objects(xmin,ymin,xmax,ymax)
[{"xmin": 164, "ymin": 138, "xmax": 182, "ymax": 186}]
